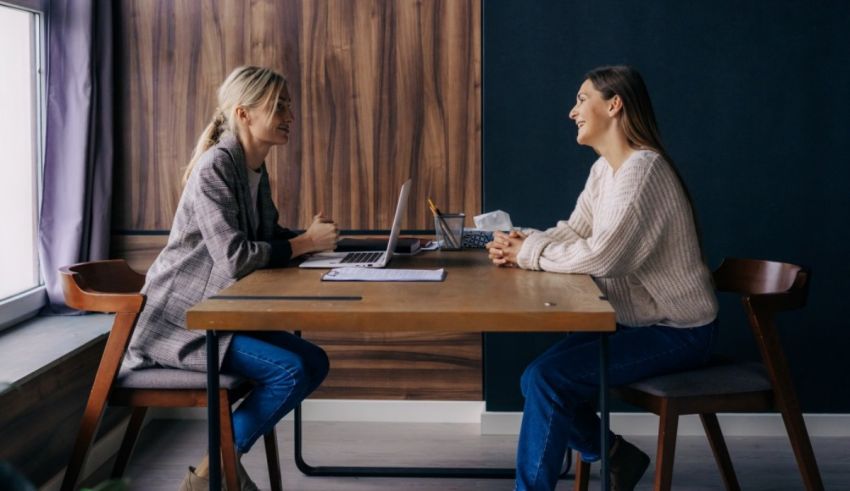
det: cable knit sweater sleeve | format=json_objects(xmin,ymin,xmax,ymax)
[
  {"xmin": 515, "ymin": 150, "xmax": 718, "ymax": 328},
  {"xmin": 517, "ymin": 153, "xmax": 664, "ymax": 276}
]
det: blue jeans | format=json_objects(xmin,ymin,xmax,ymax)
[
  {"xmin": 515, "ymin": 321, "xmax": 717, "ymax": 491},
  {"xmin": 221, "ymin": 331, "xmax": 329, "ymax": 454}
]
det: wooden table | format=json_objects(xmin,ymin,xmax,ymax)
[{"xmin": 187, "ymin": 250, "xmax": 617, "ymax": 490}]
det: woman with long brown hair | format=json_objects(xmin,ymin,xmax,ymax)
[{"xmin": 487, "ymin": 66, "xmax": 718, "ymax": 491}]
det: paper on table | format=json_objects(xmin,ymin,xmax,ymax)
[{"xmin": 322, "ymin": 267, "xmax": 446, "ymax": 282}]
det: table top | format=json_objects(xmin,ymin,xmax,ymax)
[{"xmin": 186, "ymin": 250, "xmax": 616, "ymax": 332}]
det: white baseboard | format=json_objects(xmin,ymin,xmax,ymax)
[
  {"xmin": 481, "ymin": 411, "xmax": 850, "ymax": 438},
  {"xmin": 287, "ymin": 400, "xmax": 486, "ymax": 423},
  {"xmin": 153, "ymin": 400, "xmax": 850, "ymax": 438},
  {"xmin": 152, "ymin": 400, "xmax": 486, "ymax": 423}
]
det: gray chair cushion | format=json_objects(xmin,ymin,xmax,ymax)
[
  {"xmin": 626, "ymin": 362, "xmax": 772, "ymax": 398},
  {"xmin": 116, "ymin": 368, "xmax": 246, "ymax": 390}
]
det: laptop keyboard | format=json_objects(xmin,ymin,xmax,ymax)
[{"xmin": 340, "ymin": 251, "xmax": 384, "ymax": 264}]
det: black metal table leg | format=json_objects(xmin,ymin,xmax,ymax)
[
  {"xmin": 600, "ymin": 332, "xmax": 610, "ymax": 491},
  {"xmin": 292, "ymin": 330, "xmax": 573, "ymax": 480},
  {"xmin": 294, "ymin": 401, "xmax": 564, "ymax": 479},
  {"xmin": 207, "ymin": 330, "xmax": 221, "ymax": 490}
]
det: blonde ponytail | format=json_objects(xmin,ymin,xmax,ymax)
[
  {"xmin": 183, "ymin": 111, "xmax": 227, "ymax": 185},
  {"xmin": 181, "ymin": 66, "xmax": 288, "ymax": 186}
]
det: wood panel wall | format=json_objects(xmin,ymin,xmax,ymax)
[
  {"xmin": 114, "ymin": 0, "xmax": 481, "ymax": 231},
  {"xmin": 112, "ymin": 1, "xmax": 482, "ymax": 401}
]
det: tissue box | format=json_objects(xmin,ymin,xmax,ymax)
[{"xmin": 473, "ymin": 210, "xmax": 513, "ymax": 230}]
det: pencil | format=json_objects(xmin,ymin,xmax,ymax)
[{"xmin": 428, "ymin": 198, "xmax": 460, "ymax": 248}]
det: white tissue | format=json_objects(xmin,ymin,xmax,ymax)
[{"xmin": 473, "ymin": 210, "xmax": 513, "ymax": 231}]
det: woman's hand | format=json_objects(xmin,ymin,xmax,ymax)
[
  {"xmin": 303, "ymin": 213, "xmax": 339, "ymax": 252},
  {"xmin": 486, "ymin": 230, "xmax": 526, "ymax": 267},
  {"xmin": 290, "ymin": 213, "xmax": 339, "ymax": 257}
]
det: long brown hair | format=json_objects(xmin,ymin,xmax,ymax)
[{"xmin": 586, "ymin": 65, "xmax": 703, "ymax": 249}]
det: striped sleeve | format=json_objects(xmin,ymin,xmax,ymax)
[{"xmin": 517, "ymin": 155, "xmax": 667, "ymax": 277}]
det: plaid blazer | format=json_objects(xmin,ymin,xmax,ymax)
[{"xmin": 123, "ymin": 133, "xmax": 296, "ymax": 371}]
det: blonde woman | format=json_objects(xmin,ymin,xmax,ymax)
[
  {"xmin": 488, "ymin": 66, "xmax": 718, "ymax": 491},
  {"xmin": 122, "ymin": 66, "xmax": 338, "ymax": 490}
]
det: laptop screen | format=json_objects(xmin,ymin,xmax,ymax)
[{"xmin": 383, "ymin": 179, "xmax": 412, "ymax": 261}]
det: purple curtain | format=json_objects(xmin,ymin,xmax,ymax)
[{"xmin": 38, "ymin": 0, "xmax": 113, "ymax": 312}]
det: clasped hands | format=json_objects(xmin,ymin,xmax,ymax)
[
  {"xmin": 303, "ymin": 213, "xmax": 339, "ymax": 252},
  {"xmin": 486, "ymin": 230, "xmax": 527, "ymax": 267},
  {"xmin": 291, "ymin": 213, "xmax": 339, "ymax": 258}
]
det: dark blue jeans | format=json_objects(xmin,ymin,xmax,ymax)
[
  {"xmin": 515, "ymin": 321, "xmax": 717, "ymax": 491},
  {"xmin": 222, "ymin": 331, "xmax": 329, "ymax": 454}
]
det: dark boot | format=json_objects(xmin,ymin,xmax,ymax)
[
  {"xmin": 236, "ymin": 460, "xmax": 259, "ymax": 491},
  {"xmin": 609, "ymin": 435, "xmax": 650, "ymax": 491}
]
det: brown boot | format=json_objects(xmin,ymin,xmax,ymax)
[
  {"xmin": 609, "ymin": 436, "xmax": 650, "ymax": 491},
  {"xmin": 178, "ymin": 466, "xmax": 213, "ymax": 491},
  {"xmin": 178, "ymin": 462, "xmax": 257, "ymax": 491}
]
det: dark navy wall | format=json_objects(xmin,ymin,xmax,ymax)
[{"xmin": 482, "ymin": 1, "xmax": 850, "ymax": 412}]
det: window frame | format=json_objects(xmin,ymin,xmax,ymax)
[{"xmin": 0, "ymin": 0, "xmax": 47, "ymax": 331}]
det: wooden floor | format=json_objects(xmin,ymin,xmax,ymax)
[{"xmin": 115, "ymin": 419, "xmax": 848, "ymax": 490}]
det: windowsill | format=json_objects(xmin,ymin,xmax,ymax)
[
  {"xmin": 0, "ymin": 313, "xmax": 113, "ymax": 395},
  {"xmin": 0, "ymin": 286, "xmax": 47, "ymax": 332}
]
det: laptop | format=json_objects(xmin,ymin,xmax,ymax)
[{"xmin": 298, "ymin": 179, "xmax": 411, "ymax": 268}]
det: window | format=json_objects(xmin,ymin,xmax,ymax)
[{"xmin": 0, "ymin": 2, "xmax": 45, "ymax": 330}]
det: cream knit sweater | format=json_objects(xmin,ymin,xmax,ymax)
[{"xmin": 516, "ymin": 150, "xmax": 718, "ymax": 328}]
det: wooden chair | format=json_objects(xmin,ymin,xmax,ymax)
[
  {"xmin": 574, "ymin": 258, "xmax": 824, "ymax": 491},
  {"xmin": 59, "ymin": 260, "xmax": 283, "ymax": 491}
]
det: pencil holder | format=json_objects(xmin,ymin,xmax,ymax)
[{"xmin": 435, "ymin": 213, "xmax": 465, "ymax": 250}]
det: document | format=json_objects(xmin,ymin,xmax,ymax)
[{"xmin": 322, "ymin": 267, "xmax": 446, "ymax": 282}]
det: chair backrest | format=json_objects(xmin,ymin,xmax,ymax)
[
  {"xmin": 713, "ymin": 257, "xmax": 809, "ymax": 310},
  {"xmin": 60, "ymin": 259, "xmax": 146, "ymax": 313},
  {"xmin": 59, "ymin": 260, "xmax": 147, "ymax": 400},
  {"xmin": 712, "ymin": 257, "xmax": 810, "ymax": 405}
]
